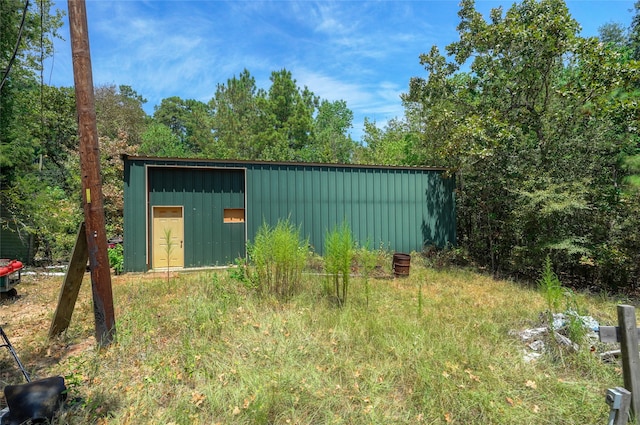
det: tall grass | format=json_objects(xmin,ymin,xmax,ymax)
[
  {"xmin": 538, "ymin": 255, "xmax": 564, "ymax": 315},
  {"xmin": 6, "ymin": 261, "xmax": 623, "ymax": 424},
  {"xmin": 247, "ymin": 218, "xmax": 308, "ymax": 298},
  {"xmin": 355, "ymin": 243, "xmax": 378, "ymax": 309},
  {"xmin": 324, "ymin": 221, "xmax": 354, "ymax": 306}
]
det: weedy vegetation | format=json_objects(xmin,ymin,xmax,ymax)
[
  {"xmin": 162, "ymin": 228, "xmax": 175, "ymax": 284},
  {"xmin": 107, "ymin": 244, "xmax": 124, "ymax": 275},
  {"xmin": 0, "ymin": 252, "xmax": 625, "ymax": 424},
  {"xmin": 324, "ymin": 222, "xmax": 354, "ymax": 307},
  {"xmin": 246, "ymin": 218, "xmax": 308, "ymax": 299}
]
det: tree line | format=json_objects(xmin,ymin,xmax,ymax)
[{"xmin": 1, "ymin": 0, "xmax": 638, "ymax": 291}]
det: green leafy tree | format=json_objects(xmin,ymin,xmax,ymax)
[
  {"xmin": 207, "ymin": 68, "xmax": 356, "ymax": 163},
  {"xmin": 209, "ymin": 69, "xmax": 263, "ymax": 159},
  {"xmin": 0, "ymin": 0, "xmax": 62, "ymax": 86},
  {"xmin": 630, "ymin": 1, "xmax": 640, "ymax": 60},
  {"xmin": 404, "ymin": 0, "xmax": 640, "ymax": 288},
  {"xmin": 94, "ymin": 84, "xmax": 149, "ymax": 146},
  {"xmin": 139, "ymin": 122, "xmax": 186, "ymax": 158},
  {"xmin": 1, "ymin": 0, "xmax": 66, "ymax": 262},
  {"xmin": 599, "ymin": 22, "xmax": 629, "ymax": 49},
  {"xmin": 153, "ymin": 96, "xmax": 213, "ymax": 156},
  {"xmin": 305, "ymin": 99, "xmax": 355, "ymax": 163},
  {"xmin": 257, "ymin": 69, "xmax": 319, "ymax": 161},
  {"xmin": 355, "ymin": 118, "xmax": 424, "ymax": 166}
]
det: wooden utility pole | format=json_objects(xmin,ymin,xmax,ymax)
[{"xmin": 68, "ymin": 0, "xmax": 115, "ymax": 345}]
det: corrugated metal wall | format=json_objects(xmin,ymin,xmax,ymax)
[
  {"xmin": 246, "ymin": 163, "xmax": 455, "ymax": 255},
  {"xmin": 147, "ymin": 167, "xmax": 245, "ymax": 267},
  {"xmin": 123, "ymin": 157, "xmax": 456, "ymax": 272}
]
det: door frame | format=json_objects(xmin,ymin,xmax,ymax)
[{"xmin": 150, "ymin": 205, "xmax": 185, "ymax": 270}]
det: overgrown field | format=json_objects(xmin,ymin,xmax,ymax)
[{"xmin": 0, "ymin": 258, "xmax": 628, "ymax": 424}]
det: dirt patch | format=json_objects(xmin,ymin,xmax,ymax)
[{"xmin": 0, "ymin": 271, "xmax": 137, "ymax": 384}]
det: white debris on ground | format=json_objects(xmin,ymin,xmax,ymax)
[{"xmin": 510, "ymin": 311, "xmax": 602, "ymax": 363}]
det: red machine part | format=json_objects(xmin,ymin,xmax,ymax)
[{"xmin": 0, "ymin": 260, "xmax": 22, "ymax": 277}]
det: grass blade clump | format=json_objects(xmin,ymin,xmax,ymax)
[
  {"xmin": 356, "ymin": 242, "xmax": 379, "ymax": 309},
  {"xmin": 324, "ymin": 221, "xmax": 354, "ymax": 306},
  {"xmin": 247, "ymin": 218, "xmax": 308, "ymax": 298},
  {"xmin": 538, "ymin": 255, "xmax": 564, "ymax": 315}
]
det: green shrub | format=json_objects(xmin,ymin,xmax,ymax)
[
  {"xmin": 247, "ymin": 218, "xmax": 308, "ymax": 298},
  {"xmin": 228, "ymin": 257, "xmax": 252, "ymax": 286},
  {"xmin": 538, "ymin": 255, "xmax": 563, "ymax": 315},
  {"xmin": 107, "ymin": 244, "xmax": 124, "ymax": 274},
  {"xmin": 324, "ymin": 221, "xmax": 354, "ymax": 306}
]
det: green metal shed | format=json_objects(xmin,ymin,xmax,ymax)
[{"xmin": 123, "ymin": 156, "xmax": 456, "ymax": 272}]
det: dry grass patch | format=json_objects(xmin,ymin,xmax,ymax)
[{"xmin": 0, "ymin": 261, "xmax": 626, "ymax": 424}]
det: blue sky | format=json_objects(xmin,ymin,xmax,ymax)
[{"xmin": 44, "ymin": 0, "xmax": 637, "ymax": 141}]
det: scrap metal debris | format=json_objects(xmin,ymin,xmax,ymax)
[{"xmin": 510, "ymin": 311, "xmax": 601, "ymax": 363}]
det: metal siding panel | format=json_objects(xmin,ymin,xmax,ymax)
[
  {"xmin": 357, "ymin": 169, "xmax": 367, "ymax": 247},
  {"xmin": 245, "ymin": 168, "xmax": 257, "ymax": 242},
  {"xmin": 311, "ymin": 167, "xmax": 322, "ymax": 252},
  {"xmin": 280, "ymin": 167, "xmax": 289, "ymax": 219},
  {"xmin": 336, "ymin": 168, "xmax": 344, "ymax": 224},
  {"xmin": 268, "ymin": 166, "xmax": 275, "ymax": 221},
  {"xmin": 270, "ymin": 166, "xmax": 279, "ymax": 223},
  {"xmin": 364, "ymin": 169, "xmax": 374, "ymax": 248},
  {"xmin": 386, "ymin": 170, "xmax": 394, "ymax": 249},
  {"xmin": 327, "ymin": 168, "xmax": 337, "ymax": 232},
  {"xmin": 362, "ymin": 169, "xmax": 370, "ymax": 247},
  {"xmin": 251, "ymin": 167, "xmax": 262, "ymax": 239},
  {"xmin": 222, "ymin": 169, "xmax": 246, "ymax": 264},
  {"xmin": 123, "ymin": 161, "xmax": 148, "ymax": 271},
  {"xmin": 187, "ymin": 169, "xmax": 197, "ymax": 266},
  {"xmin": 346, "ymin": 168, "xmax": 356, "ymax": 242},
  {"xmin": 401, "ymin": 170, "xmax": 411, "ymax": 253},
  {"xmin": 373, "ymin": 170, "xmax": 383, "ymax": 248},
  {"xmin": 205, "ymin": 168, "xmax": 215, "ymax": 265},
  {"xmin": 202, "ymin": 169, "xmax": 214, "ymax": 267},
  {"xmin": 266, "ymin": 167, "xmax": 275, "ymax": 223},
  {"xmin": 218, "ymin": 168, "xmax": 226, "ymax": 263},
  {"xmin": 305, "ymin": 167, "xmax": 314, "ymax": 245},
  {"xmin": 218, "ymin": 170, "xmax": 230, "ymax": 265},
  {"xmin": 399, "ymin": 170, "xmax": 407, "ymax": 252},
  {"xmin": 292, "ymin": 167, "xmax": 306, "ymax": 239},
  {"xmin": 249, "ymin": 167, "xmax": 263, "ymax": 230},
  {"xmin": 350, "ymin": 169, "xmax": 359, "ymax": 244},
  {"xmin": 229, "ymin": 170, "xmax": 245, "ymax": 261},
  {"xmin": 410, "ymin": 171, "xmax": 420, "ymax": 252},
  {"xmin": 388, "ymin": 170, "xmax": 398, "ymax": 252},
  {"xmin": 184, "ymin": 169, "xmax": 194, "ymax": 267}
]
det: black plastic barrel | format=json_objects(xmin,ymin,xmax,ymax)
[{"xmin": 392, "ymin": 253, "xmax": 411, "ymax": 277}]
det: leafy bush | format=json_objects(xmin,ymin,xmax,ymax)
[
  {"xmin": 247, "ymin": 218, "xmax": 308, "ymax": 298},
  {"xmin": 538, "ymin": 255, "xmax": 563, "ymax": 315},
  {"xmin": 108, "ymin": 244, "xmax": 124, "ymax": 274},
  {"xmin": 324, "ymin": 221, "xmax": 354, "ymax": 306},
  {"xmin": 422, "ymin": 244, "xmax": 472, "ymax": 269}
]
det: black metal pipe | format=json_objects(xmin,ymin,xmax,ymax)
[{"xmin": 0, "ymin": 325, "xmax": 31, "ymax": 383}]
